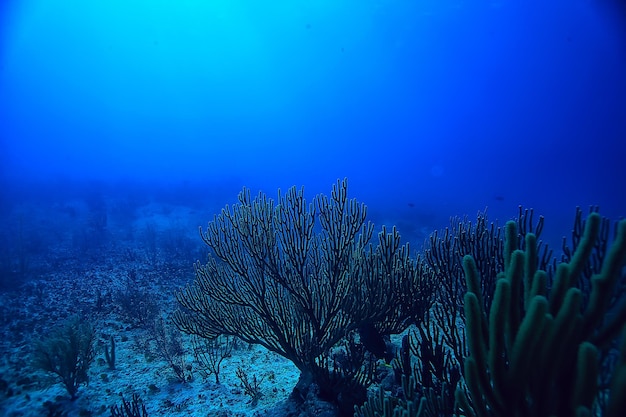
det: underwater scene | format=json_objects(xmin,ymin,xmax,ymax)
[{"xmin": 1, "ymin": 1, "xmax": 626, "ymax": 416}]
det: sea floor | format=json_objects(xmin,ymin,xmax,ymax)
[
  {"xmin": 0, "ymin": 251, "xmax": 301, "ymax": 417},
  {"xmin": 0, "ymin": 202, "xmax": 304, "ymax": 417}
]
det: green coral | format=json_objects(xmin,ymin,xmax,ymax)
[
  {"xmin": 356, "ymin": 375, "xmax": 428, "ymax": 417},
  {"xmin": 458, "ymin": 213, "xmax": 626, "ymax": 417},
  {"xmin": 32, "ymin": 315, "xmax": 96, "ymax": 399}
]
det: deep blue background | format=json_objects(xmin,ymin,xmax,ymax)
[{"xmin": 1, "ymin": 0, "xmax": 625, "ymax": 247}]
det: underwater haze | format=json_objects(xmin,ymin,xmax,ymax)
[
  {"xmin": 1, "ymin": 0, "xmax": 626, "ymax": 234},
  {"xmin": 2, "ymin": 1, "xmax": 626, "ymax": 416}
]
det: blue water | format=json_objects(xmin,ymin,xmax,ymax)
[
  {"xmin": 1, "ymin": 2, "xmax": 626, "ymax": 415},
  {"xmin": 1, "ymin": 0, "xmax": 625, "ymax": 243}
]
